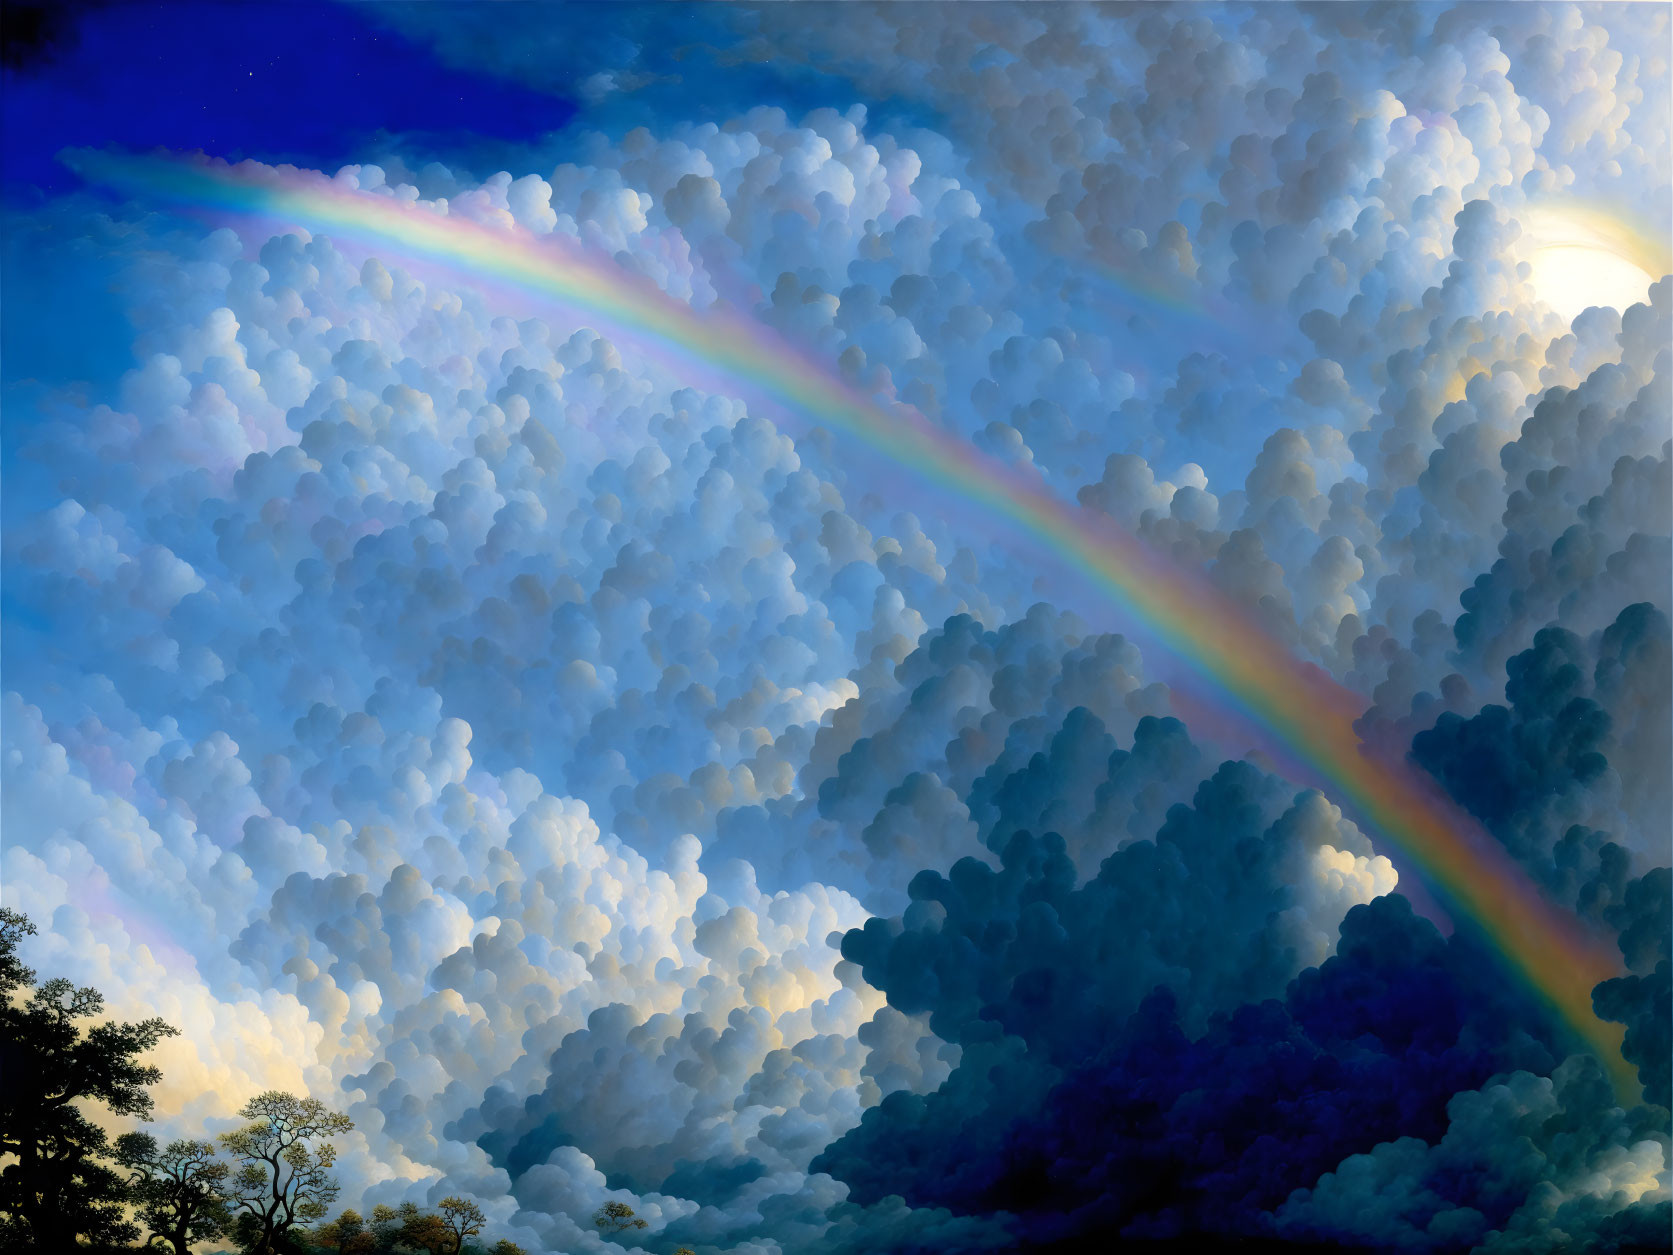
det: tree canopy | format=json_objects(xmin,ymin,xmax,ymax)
[
  {"xmin": 594, "ymin": 1199, "xmax": 650, "ymax": 1235},
  {"xmin": 115, "ymin": 1133, "xmax": 232, "ymax": 1255},
  {"xmin": 221, "ymin": 1092, "xmax": 354, "ymax": 1255},
  {"xmin": 0, "ymin": 911, "xmax": 534, "ymax": 1255},
  {"xmin": 0, "ymin": 907, "xmax": 176, "ymax": 1253}
]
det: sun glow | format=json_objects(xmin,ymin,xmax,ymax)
[{"xmin": 1521, "ymin": 205, "xmax": 1662, "ymax": 323}]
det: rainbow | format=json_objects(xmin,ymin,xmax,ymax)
[
  {"xmin": 71, "ymin": 151, "xmax": 1637, "ymax": 1093},
  {"xmin": 1072, "ymin": 260, "xmax": 1286, "ymax": 369},
  {"xmin": 1084, "ymin": 263, "xmax": 1206, "ymax": 320}
]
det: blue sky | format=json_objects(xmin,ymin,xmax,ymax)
[{"xmin": 1, "ymin": 1, "xmax": 573, "ymax": 192}]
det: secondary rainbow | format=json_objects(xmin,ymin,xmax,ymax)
[{"xmin": 75, "ymin": 151, "xmax": 1637, "ymax": 1093}]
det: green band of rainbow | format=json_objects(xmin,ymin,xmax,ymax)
[{"xmin": 70, "ymin": 151, "xmax": 1636, "ymax": 1094}]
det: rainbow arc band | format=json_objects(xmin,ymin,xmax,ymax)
[{"xmin": 73, "ymin": 150, "xmax": 1637, "ymax": 1097}]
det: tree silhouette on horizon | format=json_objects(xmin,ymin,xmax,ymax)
[
  {"xmin": 221, "ymin": 1092, "xmax": 353, "ymax": 1255},
  {"xmin": 115, "ymin": 1133, "xmax": 232, "ymax": 1255},
  {"xmin": 0, "ymin": 907, "xmax": 177, "ymax": 1252}
]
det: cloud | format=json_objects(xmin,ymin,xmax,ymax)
[
  {"xmin": 1280, "ymin": 1056, "xmax": 1670, "ymax": 1254},
  {"xmin": 4, "ymin": 5, "xmax": 1669, "ymax": 1251},
  {"xmin": 815, "ymin": 893, "xmax": 1578, "ymax": 1243}
]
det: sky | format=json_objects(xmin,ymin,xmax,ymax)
[{"xmin": 1, "ymin": 3, "xmax": 1669, "ymax": 1253}]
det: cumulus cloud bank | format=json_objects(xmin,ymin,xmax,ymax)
[{"xmin": 2, "ymin": 3, "xmax": 1669, "ymax": 1252}]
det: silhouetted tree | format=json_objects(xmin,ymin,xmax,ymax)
[
  {"xmin": 593, "ymin": 1200, "xmax": 648, "ymax": 1236},
  {"xmin": 433, "ymin": 1197, "xmax": 485, "ymax": 1254},
  {"xmin": 221, "ymin": 1092, "xmax": 353, "ymax": 1255},
  {"xmin": 395, "ymin": 1204, "xmax": 451, "ymax": 1255},
  {"xmin": 115, "ymin": 1133, "xmax": 231, "ymax": 1255},
  {"xmin": 368, "ymin": 1203, "xmax": 404, "ymax": 1252},
  {"xmin": 0, "ymin": 907, "xmax": 177, "ymax": 1252},
  {"xmin": 356, "ymin": 1196, "xmax": 481, "ymax": 1255},
  {"xmin": 310, "ymin": 1206, "xmax": 376, "ymax": 1253},
  {"xmin": 315, "ymin": 1198, "xmax": 505, "ymax": 1255}
]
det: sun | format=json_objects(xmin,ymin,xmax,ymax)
[{"xmin": 1519, "ymin": 205, "xmax": 1660, "ymax": 323}]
